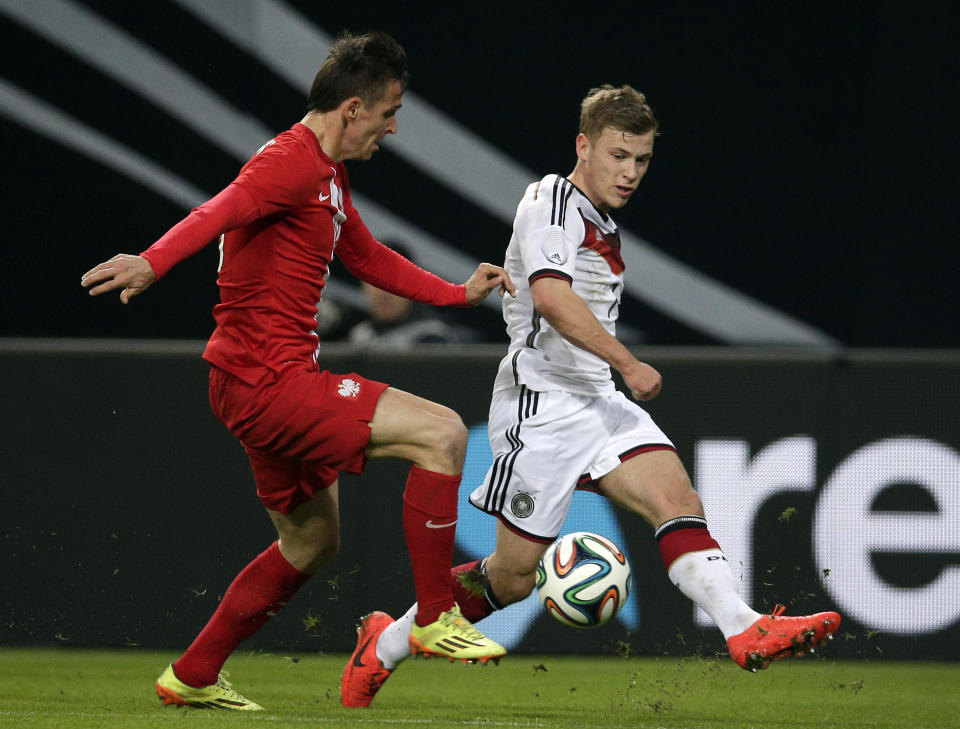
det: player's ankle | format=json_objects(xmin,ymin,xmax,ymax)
[{"xmin": 414, "ymin": 600, "xmax": 454, "ymax": 626}]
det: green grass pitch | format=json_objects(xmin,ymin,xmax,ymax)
[{"xmin": 0, "ymin": 647, "xmax": 957, "ymax": 729}]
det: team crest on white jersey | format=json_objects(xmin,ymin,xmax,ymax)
[{"xmin": 337, "ymin": 378, "xmax": 361, "ymax": 398}]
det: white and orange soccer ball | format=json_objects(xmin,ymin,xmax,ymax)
[{"xmin": 536, "ymin": 531, "xmax": 632, "ymax": 628}]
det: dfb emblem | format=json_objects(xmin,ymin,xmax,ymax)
[
  {"xmin": 511, "ymin": 492, "xmax": 535, "ymax": 518},
  {"xmin": 337, "ymin": 378, "xmax": 361, "ymax": 398}
]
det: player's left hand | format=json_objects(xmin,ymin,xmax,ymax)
[{"xmin": 463, "ymin": 263, "xmax": 516, "ymax": 306}]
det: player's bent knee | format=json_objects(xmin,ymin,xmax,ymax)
[
  {"xmin": 281, "ymin": 532, "xmax": 340, "ymax": 574},
  {"xmin": 316, "ymin": 533, "xmax": 341, "ymax": 562},
  {"xmin": 433, "ymin": 407, "xmax": 467, "ymax": 440},
  {"xmin": 424, "ymin": 414, "xmax": 468, "ymax": 470},
  {"xmin": 299, "ymin": 541, "xmax": 339, "ymax": 574}
]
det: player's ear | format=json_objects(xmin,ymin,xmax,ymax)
[
  {"xmin": 341, "ymin": 96, "xmax": 362, "ymax": 123},
  {"xmin": 575, "ymin": 133, "xmax": 591, "ymax": 162}
]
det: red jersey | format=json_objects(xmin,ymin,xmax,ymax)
[{"xmin": 141, "ymin": 123, "xmax": 468, "ymax": 385}]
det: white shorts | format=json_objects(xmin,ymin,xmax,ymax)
[{"xmin": 469, "ymin": 385, "xmax": 675, "ymax": 542}]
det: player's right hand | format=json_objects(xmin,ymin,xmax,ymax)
[
  {"xmin": 81, "ymin": 254, "xmax": 157, "ymax": 304},
  {"xmin": 623, "ymin": 361, "xmax": 662, "ymax": 401},
  {"xmin": 463, "ymin": 262, "xmax": 516, "ymax": 305}
]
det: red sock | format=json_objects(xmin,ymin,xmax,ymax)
[
  {"xmin": 402, "ymin": 466, "xmax": 460, "ymax": 626},
  {"xmin": 451, "ymin": 559, "xmax": 502, "ymax": 623},
  {"xmin": 172, "ymin": 541, "xmax": 309, "ymax": 687},
  {"xmin": 655, "ymin": 516, "xmax": 721, "ymax": 570}
]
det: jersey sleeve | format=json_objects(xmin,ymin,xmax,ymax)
[
  {"xmin": 140, "ymin": 183, "xmax": 260, "ymax": 280},
  {"xmin": 515, "ymin": 176, "xmax": 582, "ymax": 286},
  {"xmin": 140, "ymin": 134, "xmax": 326, "ymax": 280},
  {"xmin": 231, "ymin": 137, "xmax": 325, "ymax": 217},
  {"xmin": 336, "ymin": 197, "xmax": 468, "ymax": 307}
]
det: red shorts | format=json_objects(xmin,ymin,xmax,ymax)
[{"xmin": 208, "ymin": 363, "xmax": 389, "ymax": 514}]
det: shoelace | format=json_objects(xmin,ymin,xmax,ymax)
[
  {"xmin": 440, "ymin": 608, "xmax": 489, "ymax": 642},
  {"xmin": 215, "ymin": 675, "xmax": 248, "ymax": 702}
]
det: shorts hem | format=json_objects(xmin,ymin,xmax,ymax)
[
  {"xmin": 341, "ymin": 380, "xmax": 390, "ymax": 476},
  {"xmin": 619, "ymin": 443, "xmax": 677, "ymax": 462},
  {"xmin": 468, "ymin": 500, "xmax": 555, "ymax": 544},
  {"xmin": 258, "ymin": 475, "xmax": 338, "ymax": 515},
  {"xmin": 578, "ymin": 443, "xmax": 678, "ymax": 489}
]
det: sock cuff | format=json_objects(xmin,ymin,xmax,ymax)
[
  {"xmin": 408, "ymin": 465, "xmax": 463, "ymax": 485},
  {"xmin": 404, "ymin": 467, "xmax": 462, "ymax": 513},
  {"xmin": 654, "ymin": 515, "xmax": 708, "ymax": 540},
  {"xmin": 263, "ymin": 541, "xmax": 310, "ymax": 587},
  {"xmin": 478, "ymin": 557, "xmax": 504, "ymax": 611},
  {"xmin": 656, "ymin": 523, "xmax": 721, "ymax": 571}
]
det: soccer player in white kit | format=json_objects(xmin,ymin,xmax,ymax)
[{"xmin": 341, "ymin": 85, "xmax": 841, "ymax": 707}]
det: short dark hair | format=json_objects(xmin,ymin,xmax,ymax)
[
  {"xmin": 306, "ymin": 31, "xmax": 409, "ymax": 112},
  {"xmin": 579, "ymin": 84, "xmax": 658, "ymax": 141}
]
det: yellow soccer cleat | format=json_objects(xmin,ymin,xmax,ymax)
[
  {"xmin": 155, "ymin": 664, "xmax": 264, "ymax": 711},
  {"xmin": 408, "ymin": 604, "xmax": 507, "ymax": 664}
]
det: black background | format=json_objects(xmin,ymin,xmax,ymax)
[{"xmin": 1, "ymin": 1, "xmax": 958, "ymax": 346}]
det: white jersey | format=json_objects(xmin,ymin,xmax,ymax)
[{"xmin": 494, "ymin": 174, "xmax": 625, "ymax": 397}]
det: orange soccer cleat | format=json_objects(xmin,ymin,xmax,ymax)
[
  {"xmin": 727, "ymin": 605, "xmax": 841, "ymax": 672},
  {"xmin": 340, "ymin": 611, "xmax": 396, "ymax": 708}
]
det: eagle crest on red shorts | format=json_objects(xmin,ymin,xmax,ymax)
[{"xmin": 337, "ymin": 378, "xmax": 361, "ymax": 398}]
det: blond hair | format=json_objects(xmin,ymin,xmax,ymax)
[{"xmin": 579, "ymin": 84, "xmax": 658, "ymax": 141}]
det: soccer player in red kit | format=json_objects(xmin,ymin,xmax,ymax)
[{"xmin": 82, "ymin": 31, "xmax": 512, "ymax": 711}]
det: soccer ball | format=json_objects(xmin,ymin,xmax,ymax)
[{"xmin": 536, "ymin": 531, "xmax": 631, "ymax": 628}]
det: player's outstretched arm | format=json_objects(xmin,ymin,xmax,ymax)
[
  {"xmin": 531, "ymin": 277, "xmax": 661, "ymax": 401},
  {"xmin": 81, "ymin": 254, "xmax": 157, "ymax": 304},
  {"xmin": 80, "ymin": 185, "xmax": 262, "ymax": 305},
  {"xmin": 463, "ymin": 262, "xmax": 516, "ymax": 305}
]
